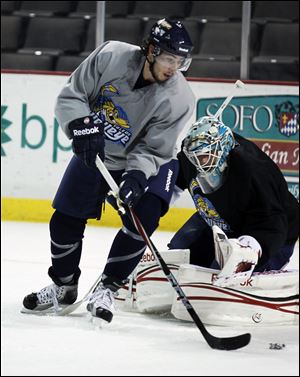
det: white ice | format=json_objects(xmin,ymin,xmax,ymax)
[{"xmin": 1, "ymin": 221, "xmax": 299, "ymax": 376}]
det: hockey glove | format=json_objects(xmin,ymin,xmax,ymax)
[
  {"xmin": 237, "ymin": 235, "xmax": 262, "ymax": 258},
  {"xmin": 68, "ymin": 112, "xmax": 105, "ymax": 169},
  {"xmin": 118, "ymin": 170, "xmax": 148, "ymax": 208},
  {"xmin": 212, "ymin": 225, "xmax": 262, "ymax": 287}
]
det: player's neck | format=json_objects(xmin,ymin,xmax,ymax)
[{"xmin": 143, "ymin": 61, "xmax": 156, "ymax": 83}]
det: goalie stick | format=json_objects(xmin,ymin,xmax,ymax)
[
  {"xmin": 213, "ymin": 80, "xmax": 245, "ymax": 120},
  {"xmin": 95, "ymin": 156, "xmax": 251, "ymax": 351}
]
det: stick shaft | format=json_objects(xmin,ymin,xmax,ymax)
[{"xmin": 213, "ymin": 80, "xmax": 245, "ymax": 119}]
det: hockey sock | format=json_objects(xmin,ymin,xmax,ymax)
[
  {"xmin": 59, "ymin": 274, "xmax": 76, "ymax": 284},
  {"xmin": 103, "ymin": 193, "xmax": 163, "ymax": 280},
  {"xmin": 48, "ymin": 266, "xmax": 81, "ymax": 286},
  {"xmin": 49, "ymin": 210, "xmax": 87, "ymax": 278}
]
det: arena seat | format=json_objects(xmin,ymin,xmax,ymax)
[
  {"xmin": 81, "ymin": 17, "xmax": 144, "ymax": 56},
  {"xmin": 1, "ymin": 15, "xmax": 25, "ymax": 51},
  {"xmin": 186, "ymin": 1, "xmax": 243, "ymax": 22},
  {"xmin": 13, "ymin": 1, "xmax": 74, "ymax": 17},
  {"xmin": 1, "ymin": 1, "xmax": 298, "ymax": 80},
  {"xmin": 18, "ymin": 16, "xmax": 86, "ymax": 56},
  {"xmin": 1, "ymin": 1, "xmax": 21, "ymax": 15},
  {"xmin": 128, "ymin": 1, "xmax": 189, "ymax": 20},
  {"xmin": 252, "ymin": 1, "xmax": 299, "ymax": 24},
  {"xmin": 252, "ymin": 23, "xmax": 299, "ymax": 62},
  {"xmin": 1, "ymin": 52, "xmax": 55, "ymax": 70},
  {"xmin": 187, "ymin": 59, "xmax": 241, "ymax": 79},
  {"xmin": 194, "ymin": 22, "xmax": 259, "ymax": 61},
  {"xmin": 251, "ymin": 22, "xmax": 299, "ymax": 81},
  {"xmin": 55, "ymin": 55, "xmax": 86, "ymax": 72}
]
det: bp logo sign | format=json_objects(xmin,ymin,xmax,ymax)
[
  {"xmin": 0, "ymin": 103, "xmax": 72, "ymax": 162},
  {"xmin": 1, "ymin": 106, "xmax": 12, "ymax": 156}
]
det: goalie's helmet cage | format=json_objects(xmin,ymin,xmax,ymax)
[
  {"xmin": 141, "ymin": 18, "xmax": 193, "ymax": 71},
  {"xmin": 183, "ymin": 116, "xmax": 236, "ymax": 193}
]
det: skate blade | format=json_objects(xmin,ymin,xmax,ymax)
[
  {"xmin": 20, "ymin": 306, "xmax": 68, "ymax": 316},
  {"xmin": 87, "ymin": 312, "xmax": 111, "ymax": 330}
]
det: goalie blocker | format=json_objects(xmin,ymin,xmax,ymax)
[{"xmin": 116, "ymin": 249, "xmax": 299, "ymax": 326}]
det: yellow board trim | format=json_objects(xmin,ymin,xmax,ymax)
[{"xmin": 1, "ymin": 198, "xmax": 195, "ymax": 232}]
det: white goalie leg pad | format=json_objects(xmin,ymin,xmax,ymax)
[
  {"xmin": 213, "ymin": 225, "xmax": 260, "ymax": 287},
  {"xmin": 116, "ymin": 249, "xmax": 190, "ymax": 313},
  {"xmin": 171, "ymin": 264, "xmax": 299, "ymax": 326},
  {"xmin": 135, "ymin": 249, "xmax": 190, "ymax": 313}
]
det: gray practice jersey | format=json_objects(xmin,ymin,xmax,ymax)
[{"xmin": 55, "ymin": 41, "xmax": 195, "ymax": 179}]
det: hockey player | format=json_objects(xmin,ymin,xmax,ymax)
[
  {"xmin": 22, "ymin": 18, "xmax": 195, "ymax": 322},
  {"xmin": 169, "ymin": 116, "xmax": 299, "ymax": 285}
]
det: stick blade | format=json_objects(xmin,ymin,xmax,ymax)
[
  {"xmin": 56, "ymin": 302, "xmax": 82, "ymax": 315},
  {"xmin": 208, "ymin": 332, "xmax": 251, "ymax": 351}
]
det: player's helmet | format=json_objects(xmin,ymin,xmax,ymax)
[
  {"xmin": 142, "ymin": 18, "xmax": 193, "ymax": 71},
  {"xmin": 183, "ymin": 116, "xmax": 236, "ymax": 193}
]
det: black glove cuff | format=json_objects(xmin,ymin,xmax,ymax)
[{"xmin": 68, "ymin": 113, "xmax": 104, "ymax": 138}]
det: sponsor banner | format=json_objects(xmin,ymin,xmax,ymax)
[
  {"xmin": 250, "ymin": 139, "xmax": 298, "ymax": 175},
  {"xmin": 1, "ymin": 74, "xmax": 72, "ymax": 200},
  {"xmin": 1, "ymin": 73, "xmax": 299, "ymax": 206},
  {"xmin": 197, "ymin": 95, "xmax": 299, "ymax": 141}
]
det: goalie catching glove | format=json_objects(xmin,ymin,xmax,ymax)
[{"xmin": 212, "ymin": 225, "xmax": 262, "ymax": 287}]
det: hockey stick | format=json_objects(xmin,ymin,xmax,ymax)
[
  {"xmin": 95, "ymin": 156, "xmax": 251, "ymax": 350},
  {"xmin": 56, "ymin": 274, "xmax": 102, "ymax": 316},
  {"xmin": 213, "ymin": 80, "xmax": 245, "ymax": 120}
]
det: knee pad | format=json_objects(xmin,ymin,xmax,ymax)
[{"xmin": 50, "ymin": 210, "xmax": 87, "ymax": 244}]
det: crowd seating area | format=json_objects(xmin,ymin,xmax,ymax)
[{"xmin": 1, "ymin": 1, "xmax": 299, "ymax": 81}]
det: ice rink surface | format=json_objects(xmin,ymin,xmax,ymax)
[{"xmin": 1, "ymin": 221, "xmax": 299, "ymax": 376}]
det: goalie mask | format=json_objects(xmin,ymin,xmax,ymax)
[
  {"xmin": 183, "ymin": 116, "xmax": 236, "ymax": 193},
  {"xmin": 141, "ymin": 18, "xmax": 193, "ymax": 72}
]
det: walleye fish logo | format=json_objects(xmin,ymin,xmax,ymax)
[
  {"xmin": 189, "ymin": 179, "xmax": 231, "ymax": 232},
  {"xmin": 93, "ymin": 83, "xmax": 132, "ymax": 146}
]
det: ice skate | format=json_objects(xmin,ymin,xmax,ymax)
[
  {"xmin": 87, "ymin": 284, "xmax": 116, "ymax": 322},
  {"xmin": 22, "ymin": 268, "xmax": 80, "ymax": 314},
  {"xmin": 86, "ymin": 275, "xmax": 127, "ymax": 323}
]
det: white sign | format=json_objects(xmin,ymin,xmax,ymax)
[{"xmin": 1, "ymin": 73, "xmax": 298, "ymax": 207}]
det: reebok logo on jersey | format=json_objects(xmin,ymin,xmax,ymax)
[
  {"xmin": 73, "ymin": 126, "xmax": 99, "ymax": 136},
  {"xmin": 165, "ymin": 169, "xmax": 173, "ymax": 192}
]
